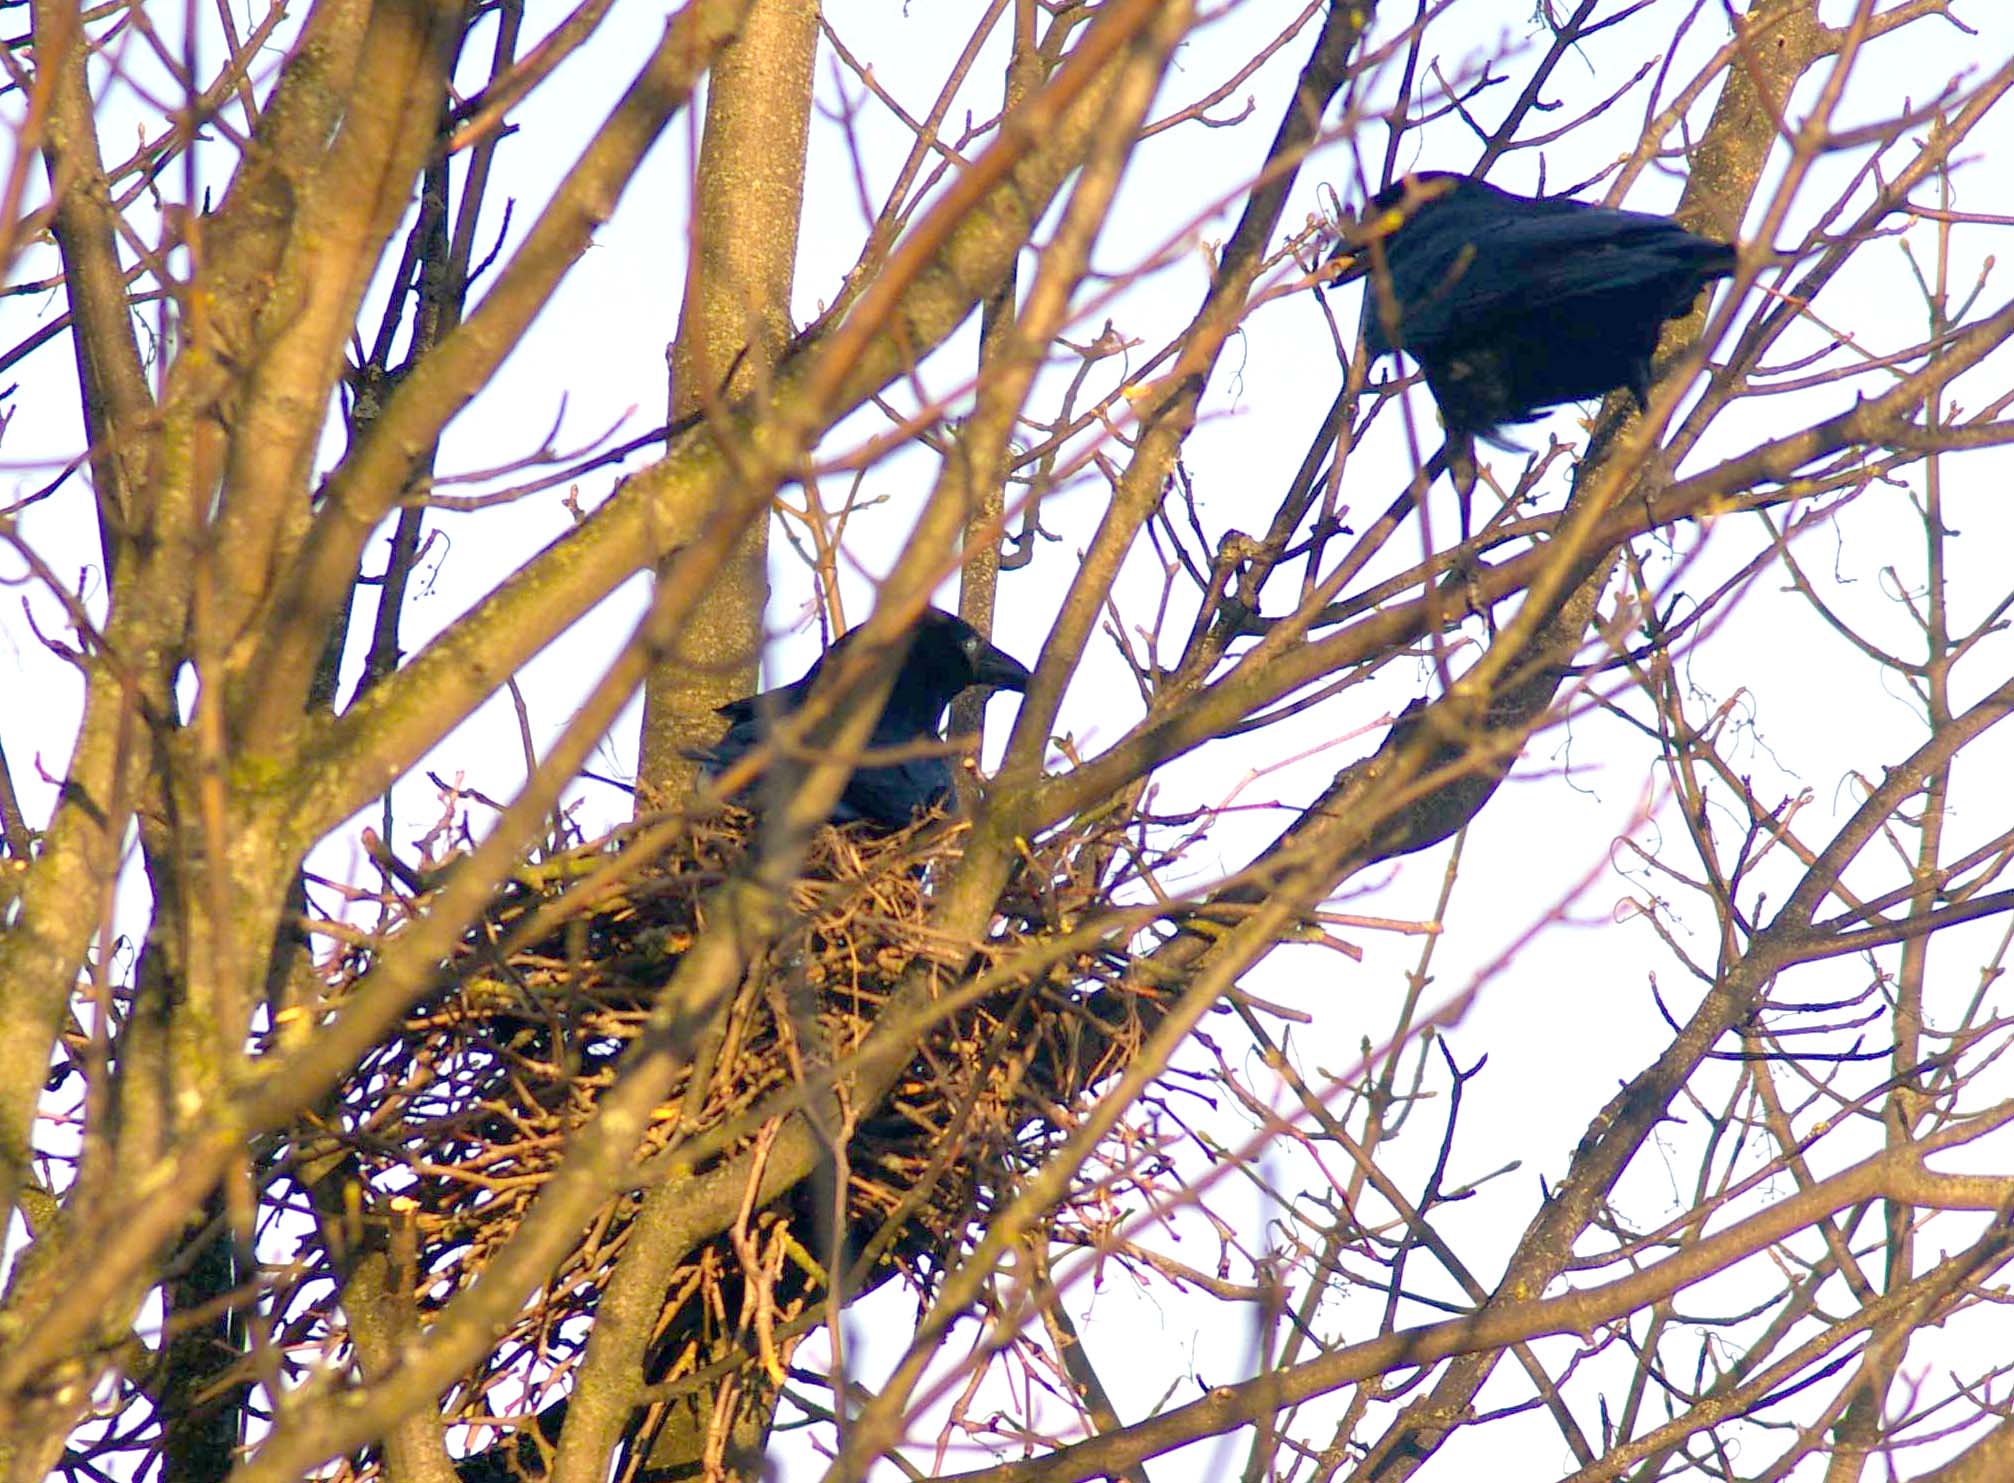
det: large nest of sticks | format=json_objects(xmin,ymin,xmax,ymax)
[{"xmin": 283, "ymin": 807, "xmax": 1153, "ymax": 1451}]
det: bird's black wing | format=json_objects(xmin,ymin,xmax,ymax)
[
  {"xmin": 833, "ymin": 756, "xmax": 955, "ymax": 827},
  {"xmin": 693, "ymin": 686, "xmax": 797, "ymax": 779},
  {"xmin": 710, "ymin": 695, "xmax": 762, "ymax": 735},
  {"xmin": 699, "ymin": 709, "xmax": 757, "ymax": 768},
  {"xmin": 698, "ymin": 690, "xmax": 951, "ymax": 827},
  {"xmin": 1375, "ymin": 208, "xmax": 1730, "ymax": 352}
]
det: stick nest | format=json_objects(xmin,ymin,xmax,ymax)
[{"xmin": 290, "ymin": 808, "xmax": 1151, "ymax": 1448}]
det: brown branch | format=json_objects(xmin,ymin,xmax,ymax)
[
  {"xmin": 288, "ymin": 0, "xmax": 1184, "ymax": 847},
  {"xmin": 939, "ymin": 1143, "xmax": 2014, "ymax": 1483},
  {"xmin": 32, "ymin": 0, "xmax": 154, "ymax": 576},
  {"xmin": 236, "ymin": 0, "xmax": 752, "ymax": 754}
]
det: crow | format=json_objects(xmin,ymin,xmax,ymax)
[
  {"xmin": 1349, "ymin": 172, "xmax": 1737, "ymax": 529},
  {"xmin": 700, "ymin": 606, "xmax": 1033, "ymax": 827}
]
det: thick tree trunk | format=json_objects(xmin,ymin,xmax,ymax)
[
  {"xmin": 634, "ymin": 0, "xmax": 822, "ymax": 813},
  {"xmin": 623, "ymin": 3, "xmax": 820, "ymax": 1474}
]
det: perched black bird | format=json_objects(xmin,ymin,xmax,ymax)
[
  {"xmin": 1352, "ymin": 172, "xmax": 1737, "ymax": 526},
  {"xmin": 700, "ymin": 607, "xmax": 1032, "ymax": 827}
]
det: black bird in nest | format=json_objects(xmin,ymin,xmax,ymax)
[
  {"xmin": 1341, "ymin": 172, "xmax": 1737, "ymax": 534},
  {"xmin": 700, "ymin": 606, "xmax": 1033, "ymax": 827}
]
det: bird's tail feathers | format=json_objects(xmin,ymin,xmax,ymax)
[{"xmin": 1474, "ymin": 425, "xmax": 1531, "ymax": 454}]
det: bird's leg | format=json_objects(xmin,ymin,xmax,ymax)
[
  {"xmin": 1446, "ymin": 431, "xmax": 1477, "ymax": 545},
  {"xmin": 1434, "ymin": 432, "xmax": 1494, "ymax": 631}
]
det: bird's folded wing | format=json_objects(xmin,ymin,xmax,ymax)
[
  {"xmin": 834, "ymin": 757, "xmax": 954, "ymax": 826},
  {"xmin": 1384, "ymin": 214, "xmax": 1730, "ymax": 348}
]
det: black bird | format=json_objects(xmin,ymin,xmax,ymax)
[
  {"xmin": 701, "ymin": 607, "xmax": 1033, "ymax": 827},
  {"xmin": 1351, "ymin": 172, "xmax": 1737, "ymax": 527}
]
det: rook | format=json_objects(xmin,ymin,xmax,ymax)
[{"xmin": 700, "ymin": 607, "xmax": 1032, "ymax": 827}]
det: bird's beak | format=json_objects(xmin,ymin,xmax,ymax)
[{"xmin": 972, "ymin": 642, "xmax": 1032, "ymax": 693}]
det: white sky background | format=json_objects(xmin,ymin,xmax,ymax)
[{"xmin": 5, "ymin": 0, "xmax": 2014, "ymax": 1478}]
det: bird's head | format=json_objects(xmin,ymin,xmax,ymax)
[
  {"xmin": 797, "ymin": 607, "xmax": 1031, "ymax": 734},
  {"xmin": 1364, "ymin": 172, "xmax": 1468, "ymax": 234},
  {"xmin": 907, "ymin": 607, "xmax": 1033, "ymax": 704},
  {"xmin": 1321, "ymin": 172, "xmax": 1469, "ymax": 286}
]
